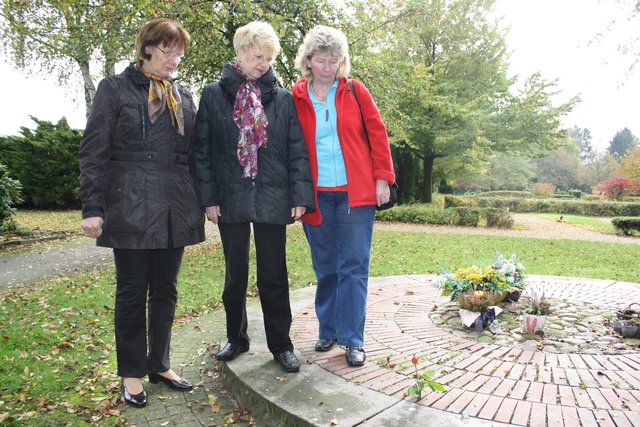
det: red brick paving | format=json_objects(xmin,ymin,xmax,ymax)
[{"xmin": 291, "ymin": 275, "xmax": 640, "ymax": 426}]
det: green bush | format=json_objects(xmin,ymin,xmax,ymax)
[
  {"xmin": 0, "ymin": 163, "xmax": 22, "ymax": 233},
  {"xmin": 0, "ymin": 117, "xmax": 82, "ymax": 208},
  {"xmin": 451, "ymin": 207, "xmax": 481, "ymax": 226},
  {"xmin": 476, "ymin": 197, "xmax": 640, "ymax": 217},
  {"xmin": 568, "ymin": 189, "xmax": 583, "ymax": 198},
  {"xmin": 443, "ymin": 195, "xmax": 473, "ymax": 208},
  {"xmin": 475, "ymin": 190, "xmax": 534, "ymax": 198},
  {"xmin": 376, "ymin": 204, "xmax": 456, "ymax": 225},
  {"xmin": 611, "ymin": 217, "xmax": 640, "ymax": 235},
  {"xmin": 0, "ymin": 163, "xmax": 23, "ymax": 232},
  {"xmin": 484, "ymin": 208, "xmax": 514, "ymax": 229}
]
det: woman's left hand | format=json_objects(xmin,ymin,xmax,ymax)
[
  {"xmin": 376, "ymin": 179, "xmax": 390, "ymax": 207},
  {"xmin": 291, "ymin": 206, "xmax": 306, "ymax": 221}
]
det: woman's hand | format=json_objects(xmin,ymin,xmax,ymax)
[
  {"xmin": 291, "ymin": 206, "xmax": 306, "ymax": 221},
  {"xmin": 81, "ymin": 216, "xmax": 104, "ymax": 238},
  {"xmin": 205, "ymin": 206, "xmax": 221, "ymax": 224},
  {"xmin": 375, "ymin": 179, "xmax": 391, "ymax": 207}
]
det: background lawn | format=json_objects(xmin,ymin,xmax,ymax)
[{"xmin": 1, "ymin": 210, "xmax": 639, "ymax": 424}]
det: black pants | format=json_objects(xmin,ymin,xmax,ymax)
[
  {"xmin": 113, "ymin": 247, "xmax": 184, "ymax": 377},
  {"xmin": 218, "ymin": 222, "xmax": 293, "ymax": 355}
]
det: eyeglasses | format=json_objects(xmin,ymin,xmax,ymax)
[
  {"xmin": 155, "ymin": 46, "xmax": 184, "ymax": 61},
  {"xmin": 251, "ymin": 54, "xmax": 274, "ymax": 65}
]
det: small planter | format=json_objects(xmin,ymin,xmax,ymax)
[{"xmin": 522, "ymin": 314, "xmax": 547, "ymax": 334}]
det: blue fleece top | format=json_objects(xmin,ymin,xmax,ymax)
[{"xmin": 309, "ymin": 80, "xmax": 347, "ymax": 187}]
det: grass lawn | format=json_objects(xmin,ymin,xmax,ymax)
[
  {"xmin": 2, "ymin": 210, "xmax": 640, "ymax": 424},
  {"xmin": 539, "ymin": 213, "xmax": 616, "ymax": 234}
]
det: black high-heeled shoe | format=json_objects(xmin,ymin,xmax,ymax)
[
  {"xmin": 148, "ymin": 372, "xmax": 193, "ymax": 391},
  {"xmin": 121, "ymin": 378, "xmax": 147, "ymax": 408}
]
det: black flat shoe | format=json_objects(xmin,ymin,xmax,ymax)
[
  {"xmin": 346, "ymin": 347, "xmax": 366, "ymax": 366},
  {"xmin": 274, "ymin": 350, "xmax": 300, "ymax": 372},
  {"xmin": 148, "ymin": 372, "xmax": 193, "ymax": 391},
  {"xmin": 122, "ymin": 379, "xmax": 147, "ymax": 408},
  {"xmin": 216, "ymin": 342, "xmax": 250, "ymax": 361},
  {"xmin": 315, "ymin": 338, "xmax": 337, "ymax": 352}
]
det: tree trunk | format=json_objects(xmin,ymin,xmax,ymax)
[
  {"xmin": 77, "ymin": 60, "xmax": 96, "ymax": 117},
  {"xmin": 422, "ymin": 155, "xmax": 434, "ymax": 203}
]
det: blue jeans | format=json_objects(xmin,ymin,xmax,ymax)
[{"xmin": 303, "ymin": 191, "xmax": 375, "ymax": 347}]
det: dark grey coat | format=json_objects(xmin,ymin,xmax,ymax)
[
  {"xmin": 79, "ymin": 63, "xmax": 205, "ymax": 249},
  {"xmin": 193, "ymin": 63, "xmax": 314, "ymax": 224}
]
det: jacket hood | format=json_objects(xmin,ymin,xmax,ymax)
[{"xmin": 219, "ymin": 61, "xmax": 277, "ymax": 104}]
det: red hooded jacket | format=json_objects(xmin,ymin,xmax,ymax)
[{"xmin": 292, "ymin": 77, "xmax": 395, "ymax": 225}]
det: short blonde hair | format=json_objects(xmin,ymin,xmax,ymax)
[
  {"xmin": 136, "ymin": 18, "xmax": 190, "ymax": 61},
  {"xmin": 233, "ymin": 21, "xmax": 281, "ymax": 58},
  {"xmin": 295, "ymin": 25, "xmax": 351, "ymax": 79}
]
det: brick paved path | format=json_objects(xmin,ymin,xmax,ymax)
[{"xmin": 291, "ymin": 275, "xmax": 640, "ymax": 427}]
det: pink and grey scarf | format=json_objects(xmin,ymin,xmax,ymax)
[{"xmin": 232, "ymin": 62, "xmax": 268, "ymax": 178}]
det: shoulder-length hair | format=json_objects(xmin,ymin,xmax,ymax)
[{"xmin": 295, "ymin": 25, "xmax": 350, "ymax": 79}]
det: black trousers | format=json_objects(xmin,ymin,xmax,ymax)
[
  {"xmin": 113, "ymin": 247, "xmax": 184, "ymax": 377},
  {"xmin": 218, "ymin": 222, "xmax": 293, "ymax": 355}
]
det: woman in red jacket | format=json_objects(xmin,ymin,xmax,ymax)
[{"xmin": 292, "ymin": 25, "xmax": 395, "ymax": 366}]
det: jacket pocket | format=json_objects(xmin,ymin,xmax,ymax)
[{"xmin": 104, "ymin": 169, "xmax": 148, "ymax": 232}]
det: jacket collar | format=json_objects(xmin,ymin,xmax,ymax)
[
  {"xmin": 219, "ymin": 61, "xmax": 277, "ymax": 103},
  {"xmin": 124, "ymin": 62, "xmax": 181, "ymax": 88}
]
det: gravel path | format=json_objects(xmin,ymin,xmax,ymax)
[
  {"xmin": 1, "ymin": 215, "xmax": 637, "ymax": 289},
  {"xmin": 376, "ymin": 213, "xmax": 640, "ymax": 244}
]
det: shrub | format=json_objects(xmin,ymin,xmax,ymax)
[
  {"xmin": 568, "ymin": 189, "xmax": 583, "ymax": 198},
  {"xmin": 594, "ymin": 177, "xmax": 639, "ymax": 200},
  {"xmin": 484, "ymin": 208, "xmax": 514, "ymax": 229},
  {"xmin": 0, "ymin": 117, "xmax": 82, "ymax": 208},
  {"xmin": 611, "ymin": 217, "xmax": 640, "ymax": 235},
  {"xmin": 452, "ymin": 207, "xmax": 481, "ymax": 226},
  {"xmin": 476, "ymin": 197, "xmax": 640, "ymax": 217},
  {"xmin": 0, "ymin": 163, "xmax": 23, "ymax": 232},
  {"xmin": 443, "ymin": 195, "xmax": 473, "ymax": 208},
  {"xmin": 475, "ymin": 190, "xmax": 534, "ymax": 199},
  {"xmin": 375, "ymin": 204, "xmax": 456, "ymax": 225},
  {"xmin": 531, "ymin": 183, "xmax": 556, "ymax": 198}
]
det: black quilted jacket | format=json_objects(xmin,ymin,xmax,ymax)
[
  {"xmin": 193, "ymin": 63, "xmax": 314, "ymax": 225},
  {"xmin": 79, "ymin": 63, "xmax": 205, "ymax": 249}
]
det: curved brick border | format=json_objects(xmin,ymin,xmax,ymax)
[{"xmin": 291, "ymin": 275, "xmax": 640, "ymax": 426}]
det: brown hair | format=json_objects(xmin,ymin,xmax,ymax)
[{"xmin": 135, "ymin": 18, "xmax": 190, "ymax": 61}]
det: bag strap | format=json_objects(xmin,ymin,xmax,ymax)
[{"xmin": 348, "ymin": 79, "xmax": 372, "ymax": 150}]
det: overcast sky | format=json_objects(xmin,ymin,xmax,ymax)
[{"xmin": 0, "ymin": 0, "xmax": 637, "ymax": 151}]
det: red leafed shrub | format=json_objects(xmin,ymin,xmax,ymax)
[{"xmin": 594, "ymin": 177, "xmax": 640, "ymax": 200}]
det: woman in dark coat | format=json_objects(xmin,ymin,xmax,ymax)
[
  {"xmin": 193, "ymin": 21, "xmax": 314, "ymax": 373},
  {"xmin": 79, "ymin": 18, "xmax": 205, "ymax": 407}
]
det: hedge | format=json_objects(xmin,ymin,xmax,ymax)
[
  {"xmin": 611, "ymin": 217, "xmax": 640, "ymax": 236},
  {"xmin": 375, "ymin": 204, "xmax": 514, "ymax": 229},
  {"xmin": 475, "ymin": 197, "xmax": 640, "ymax": 217}
]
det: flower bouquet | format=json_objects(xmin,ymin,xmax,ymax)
[
  {"xmin": 436, "ymin": 251, "xmax": 526, "ymax": 303},
  {"xmin": 457, "ymin": 290, "xmax": 503, "ymax": 332}
]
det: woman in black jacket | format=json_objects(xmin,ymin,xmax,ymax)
[
  {"xmin": 193, "ymin": 21, "xmax": 314, "ymax": 373},
  {"xmin": 79, "ymin": 19, "xmax": 205, "ymax": 407}
]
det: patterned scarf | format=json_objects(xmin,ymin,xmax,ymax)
[
  {"xmin": 232, "ymin": 61, "xmax": 268, "ymax": 179},
  {"xmin": 140, "ymin": 65, "xmax": 184, "ymax": 135}
]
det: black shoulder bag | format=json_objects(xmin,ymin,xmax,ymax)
[{"xmin": 348, "ymin": 79, "xmax": 398, "ymax": 211}]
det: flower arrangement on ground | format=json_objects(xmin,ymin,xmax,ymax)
[
  {"xmin": 521, "ymin": 290, "xmax": 553, "ymax": 334},
  {"xmin": 436, "ymin": 251, "xmax": 526, "ymax": 302}
]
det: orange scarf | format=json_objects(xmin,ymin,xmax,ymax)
[{"xmin": 141, "ymin": 69, "xmax": 184, "ymax": 135}]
